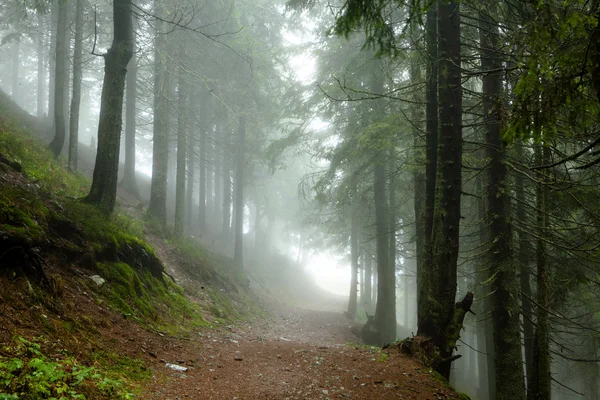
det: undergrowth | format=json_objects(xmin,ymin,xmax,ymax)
[{"xmin": 0, "ymin": 337, "xmax": 136, "ymax": 399}]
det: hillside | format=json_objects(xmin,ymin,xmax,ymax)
[{"xmin": 0, "ymin": 94, "xmax": 466, "ymax": 399}]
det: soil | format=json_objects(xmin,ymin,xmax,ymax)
[{"xmin": 138, "ymin": 296, "xmax": 461, "ymax": 400}]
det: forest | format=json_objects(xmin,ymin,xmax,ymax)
[{"xmin": 0, "ymin": 0, "xmax": 599, "ymax": 399}]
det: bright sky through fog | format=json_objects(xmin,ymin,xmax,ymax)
[{"xmin": 305, "ymin": 252, "xmax": 350, "ymax": 297}]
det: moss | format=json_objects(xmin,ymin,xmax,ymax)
[{"xmin": 95, "ymin": 262, "xmax": 208, "ymax": 333}]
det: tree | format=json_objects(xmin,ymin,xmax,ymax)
[
  {"xmin": 120, "ymin": 25, "xmax": 139, "ymax": 196},
  {"xmin": 174, "ymin": 37, "xmax": 188, "ymax": 237},
  {"xmin": 84, "ymin": 0, "xmax": 133, "ymax": 212},
  {"xmin": 148, "ymin": 6, "xmax": 169, "ymax": 226},
  {"xmin": 48, "ymin": 0, "xmax": 67, "ymax": 158},
  {"xmin": 479, "ymin": 2, "xmax": 526, "ymax": 398},
  {"xmin": 233, "ymin": 115, "xmax": 246, "ymax": 270},
  {"xmin": 68, "ymin": 0, "xmax": 84, "ymax": 171}
]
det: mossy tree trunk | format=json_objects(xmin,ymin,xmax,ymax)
[
  {"xmin": 417, "ymin": 0, "xmax": 462, "ymax": 381},
  {"xmin": 233, "ymin": 115, "xmax": 246, "ymax": 271},
  {"xmin": 84, "ymin": 0, "xmax": 133, "ymax": 213},
  {"xmin": 479, "ymin": 3, "xmax": 526, "ymax": 399},
  {"xmin": 148, "ymin": 2, "xmax": 169, "ymax": 227},
  {"xmin": 49, "ymin": 0, "xmax": 67, "ymax": 158},
  {"xmin": 222, "ymin": 126, "xmax": 232, "ymax": 241},
  {"xmin": 68, "ymin": 0, "xmax": 84, "ymax": 172}
]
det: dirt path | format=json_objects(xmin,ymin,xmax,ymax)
[{"xmin": 140, "ymin": 300, "xmax": 461, "ymax": 400}]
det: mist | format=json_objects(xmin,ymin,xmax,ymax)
[{"xmin": 1, "ymin": 0, "xmax": 600, "ymax": 399}]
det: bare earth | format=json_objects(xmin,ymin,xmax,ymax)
[{"xmin": 139, "ymin": 298, "xmax": 461, "ymax": 400}]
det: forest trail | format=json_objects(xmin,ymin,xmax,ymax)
[{"xmin": 139, "ymin": 298, "xmax": 462, "ymax": 400}]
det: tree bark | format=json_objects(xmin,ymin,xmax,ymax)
[
  {"xmin": 222, "ymin": 126, "xmax": 232, "ymax": 241},
  {"xmin": 174, "ymin": 39, "xmax": 188, "ymax": 238},
  {"xmin": 479, "ymin": 3, "xmax": 526, "ymax": 398},
  {"xmin": 198, "ymin": 96, "xmax": 207, "ymax": 230},
  {"xmin": 37, "ymin": 15, "xmax": 47, "ymax": 119},
  {"xmin": 417, "ymin": 0, "xmax": 462, "ymax": 381},
  {"xmin": 148, "ymin": 4, "xmax": 169, "ymax": 226},
  {"xmin": 49, "ymin": 0, "xmax": 68, "ymax": 158},
  {"xmin": 515, "ymin": 144, "xmax": 534, "ymax": 391},
  {"xmin": 84, "ymin": 0, "xmax": 133, "ymax": 213},
  {"xmin": 121, "ymin": 25, "xmax": 139, "ymax": 196},
  {"xmin": 418, "ymin": 0, "xmax": 439, "ymax": 331},
  {"xmin": 347, "ymin": 195, "xmax": 359, "ymax": 320},
  {"xmin": 68, "ymin": 0, "xmax": 84, "ymax": 172},
  {"xmin": 529, "ymin": 144, "xmax": 551, "ymax": 400},
  {"xmin": 233, "ymin": 115, "xmax": 246, "ymax": 271}
]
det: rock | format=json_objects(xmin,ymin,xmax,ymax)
[
  {"xmin": 234, "ymin": 351, "xmax": 243, "ymax": 361},
  {"xmin": 322, "ymin": 389, "xmax": 329, "ymax": 395},
  {"xmin": 165, "ymin": 363, "xmax": 188, "ymax": 372},
  {"xmin": 90, "ymin": 275, "xmax": 105, "ymax": 287}
]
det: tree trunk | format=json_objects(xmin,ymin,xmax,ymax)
[
  {"xmin": 174, "ymin": 40, "xmax": 187, "ymax": 238},
  {"xmin": 121, "ymin": 26, "xmax": 139, "ymax": 196},
  {"xmin": 479, "ymin": 4, "xmax": 526, "ymax": 398},
  {"xmin": 529, "ymin": 144, "xmax": 551, "ymax": 400},
  {"xmin": 417, "ymin": 0, "xmax": 462, "ymax": 381},
  {"xmin": 198, "ymin": 97, "xmax": 207, "ymax": 230},
  {"xmin": 364, "ymin": 255, "xmax": 372, "ymax": 313},
  {"xmin": 410, "ymin": 17, "xmax": 425, "ymax": 309},
  {"xmin": 37, "ymin": 15, "xmax": 47, "ymax": 119},
  {"xmin": 516, "ymin": 144, "xmax": 534, "ymax": 391},
  {"xmin": 186, "ymin": 130, "xmax": 196, "ymax": 232},
  {"xmin": 347, "ymin": 196, "xmax": 359, "ymax": 320},
  {"xmin": 222, "ymin": 127, "xmax": 232, "ymax": 240},
  {"xmin": 417, "ymin": 0, "xmax": 439, "ymax": 331},
  {"xmin": 214, "ymin": 120, "xmax": 222, "ymax": 221},
  {"xmin": 84, "ymin": 0, "xmax": 133, "ymax": 213},
  {"xmin": 49, "ymin": 0, "xmax": 68, "ymax": 158},
  {"xmin": 12, "ymin": 38, "xmax": 20, "ymax": 104},
  {"xmin": 48, "ymin": 0, "xmax": 58, "ymax": 121},
  {"xmin": 148, "ymin": 5, "xmax": 169, "ymax": 226},
  {"xmin": 68, "ymin": 0, "xmax": 84, "ymax": 172},
  {"xmin": 233, "ymin": 116, "xmax": 246, "ymax": 271}
]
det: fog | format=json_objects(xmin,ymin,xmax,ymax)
[{"xmin": 1, "ymin": 0, "xmax": 599, "ymax": 399}]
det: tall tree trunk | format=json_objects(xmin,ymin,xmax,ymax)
[
  {"xmin": 12, "ymin": 39, "xmax": 20, "ymax": 104},
  {"xmin": 370, "ymin": 57, "xmax": 396, "ymax": 345},
  {"xmin": 214, "ymin": 120, "xmax": 222, "ymax": 221},
  {"xmin": 347, "ymin": 195, "xmax": 359, "ymax": 320},
  {"xmin": 198, "ymin": 97, "xmax": 207, "ymax": 230},
  {"xmin": 121, "ymin": 27, "xmax": 139, "ymax": 196},
  {"xmin": 529, "ymin": 144, "xmax": 551, "ymax": 400},
  {"xmin": 516, "ymin": 144, "xmax": 534, "ymax": 391},
  {"xmin": 48, "ymin": 0, "xmax": 58, "ymax": 122},
  {"xmin": 222, "ymin": 127, "xmax": 232, "ymax": 240},
  {"xmin": 417, "ymin": 0, "xmax": 439, "ymax": 330},
  {"xmin": 476, "ymin": 162, "xmax": 496, "ymax": 400},
  {"xmin": 417, "ymin": 0, "xmax": 462, "ymax": 381},
  {"xmin": 68, "ymin": 0, "xmax": 84, "ymax": 172},
  {"xmin": 174, "ymin": 40, "xmax": 188, "ymax": 238},
  {"xmin": 148, "ymin": 6, "xmax": 168, "ymax": 226},
  {"xmin": 49, "ymin": 0, "xmax": 68, "ymax": 158},
  {"xmin": 479, "ymin": 4, "xmax": 526, "ymax": 398},
  {"xmin": 84, "ymin": 0, "xmax": 133, "ymax": 213},
  {"xmin": 410, "ymin": 17, "xmax": 425, "ymax": 308},
  {"xmin": 186, "ymin": 131, "xmax": 196, "ymax": 232},
  {"xmin": 37, "ymin": 14, "xmax": 47, "ymax": 118},
  {"xmin": 233, "ymin": 116, "xmax": 246, "ymax": 271},
  {"xmin": 364, "ymin": 255, "xmax": 372, "ymax": 313}
]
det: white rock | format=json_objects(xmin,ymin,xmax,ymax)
[{"xmin": 90, "ymin": 275, "xmax": 105, "ymax": 287}]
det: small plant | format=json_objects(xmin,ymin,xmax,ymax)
[{"xmin": 0, "ymin": 337, "xmax": 135, "ymax": 399}]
